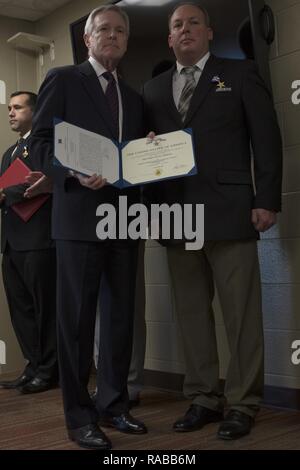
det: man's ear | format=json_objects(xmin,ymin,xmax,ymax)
[
  {"xmin": 168, "ymin": 33, "xmax": 173, "ymax": 49},
  {"xmin": 208, "ymin": 28, "xmax": 214, "ymax": 41},
  {"xmin": 83, "ymin": 33, "xmax": 90, "ymax": 49}
]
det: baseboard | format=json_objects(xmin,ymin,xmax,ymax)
[
  {"xmin": 263, "ymin": 384, "xmax": 300, "ymax": 411},
  {"xmin": 144, "ymin": 369, "xmax": 300, "ymax": 411},
  {"xmin": 144, "ymin": 368, "xmax": 184, "ymax": 392}
]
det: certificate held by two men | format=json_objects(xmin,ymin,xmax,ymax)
[{"xmin": 54, "ymin": 120, "xmax": 197, "ymax": 188}]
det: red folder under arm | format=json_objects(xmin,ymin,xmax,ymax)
[
  {"xmin": 0, "ymin": 157, "xmax": 50, "ymax": 222},
  {"xmin": 12, "ymin": 195, "xmax": 50, "ymax": 222},
  {"xmin": 0, "ymin": 157, "xmax": 30, "ymax": 188}
]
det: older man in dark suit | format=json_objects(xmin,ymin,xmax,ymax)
[
  {"xmin": 29, "ymin": 5, "xmax": 147, "ymax": 450},
  {"xmin": 143, "ymin": 3, "xmax": 282, "ymax": 440},
  {"xmin": 0, "ymin": 91, "xmax": 57, "ymax": 393}
]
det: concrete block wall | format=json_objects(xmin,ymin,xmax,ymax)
[{"xmin": 259, "ymin": 0, "xmax": 300, "ymax": 388}]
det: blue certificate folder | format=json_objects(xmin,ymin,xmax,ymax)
[{"xmin": 54, "ymin": 119, "xmax": 197, "ymax": 189}]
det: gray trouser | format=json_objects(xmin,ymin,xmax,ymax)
[{"xmin": 167, "ymin": 239, "xmax": 264, "ymax": 418}]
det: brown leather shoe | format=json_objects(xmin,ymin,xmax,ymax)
[
  {"xmin": 99, "ymin": 412, "xmax": 147, "ymax": 434},
  {"xmin": 68, "ymin": 423, "xmax": 112, "ymax": 450},
  {"xmin": 173, "ymin": 404, "xmax": 223, "ymax": 432}
]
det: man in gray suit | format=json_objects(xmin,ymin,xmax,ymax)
[{"xmin": 143, "ymin": 3, "xmax": 282, "ymax": 440}]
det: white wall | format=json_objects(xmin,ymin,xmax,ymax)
[{"xmin": 0, "ymin": 14, "xmax": 36, "ymax": 375}]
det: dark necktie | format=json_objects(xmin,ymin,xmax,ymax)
[
  {"xmin": 11, "ymin": 137, "xmax": 25, "ymax": 162},
  {"xmin": 102, "ymin": 71, "xmax": 119, "ymax": 140},
  {"xmin": 178, "ymin": 66, "xmax": 199, "ymax": 121}
]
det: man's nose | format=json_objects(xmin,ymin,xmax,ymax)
[
  {"xmin": 181, "ymin": 21, "xmax": 190, "ymax": 32},
  {"xmin": 108, "ymin": 28, "xmax": 117, "ymax": 38}
]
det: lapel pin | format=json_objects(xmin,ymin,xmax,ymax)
[
  {"xmin": 216, "ymin": 81, "xmax": 226, "ymax": 90},
  {"xmin": 212, "ymin": 76, "xmax": 232, "ymax": 92},
  {"xmin": 22, "ymin": 146, "xmax": 29, "ymax": 158}
]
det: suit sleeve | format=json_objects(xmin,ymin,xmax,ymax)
[
  {"xmin": 241, "ymin": 61, "xmax": 282, "ymax": 212},
  {"xmin": 30, "ymin": 69, "xmax": 69, "ymax": 189},
  {"xmin": 3, "ymin": 184, "xmax": 27, "ymax": 206},
  {"xmin": 0, "ymin": 151, "xmax": 27, "ymax": 207}
]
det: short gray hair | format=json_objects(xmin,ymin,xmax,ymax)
[
  {"xmin": 84, "ymin": 5, "xmax": 130, "ymax": 36},
  {"xmin": 168, "ymin": 2, "xmax": 211, "ymax": 29}
]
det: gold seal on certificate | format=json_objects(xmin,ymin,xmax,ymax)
[{"xmin": 54, "ymin": 120, "xmax": 197, "ymax": 189}]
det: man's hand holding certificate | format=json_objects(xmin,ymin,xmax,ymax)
[{"xmin": 54, "ymin": 120, "xmax": 197, "ymax": 188}]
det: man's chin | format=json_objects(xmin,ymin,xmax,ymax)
[
  {"xmin": 94, "ymin": 51, "xmax": 123, "ymax": 65},
  {"xmin": 180, "ymin": 43, "xmax": 195, "ymax": 52},
  {"xmin": 103, "ymin": 52, "xmax": 123, "ymax": 63},
  {"xmin": 106, "ymin": 48, "xmax": 122, "ymax": 57}
]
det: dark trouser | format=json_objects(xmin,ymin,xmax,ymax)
[
  {"xmin": 167, "ymin": 239, "xmax": 264, "ymax": 418},
  {"xmin": 127, "ymin": 240, "xmax": 146, "ymax": 396},
  {"xmin": 56, "ymin": 239, "xmax": 138, "ymax": 430},
  {"xmin": 95, "ymin": 240, "xmax": 146, "ymax": 398},
  {"xmin": 2, "ymin": 246, "xmax": 57, "ymax": 380}
]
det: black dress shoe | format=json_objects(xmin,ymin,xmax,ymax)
[
  {"xmin": 100, "ymin": 412, "xmax": 147, "ymax": 434},
  {"xmin": 68, "ymin": 423, "xmax": 112, "ymax": 450},
  {"xmin": 18, "ymin": 377, "xmax": 57, "ymax": 394},
  {"xmin": 0, "ymin": 373, "xmax": 32, "ymax": 389},
  {"xmin": 217, "ymin": 409, "xmax": 253, "ymax": 440},
  {"xmin": 173, "ymin": 404, "xmax": 223, "ymax": 432}
]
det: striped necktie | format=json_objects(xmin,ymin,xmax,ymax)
[
  {"xmin": 103, "ymin": 71, "xmax": 119, "ymax": 140},
  {"xmin": 11, "ymin": 137, "xmax": 25, "ymax": 162},
  {"xmin": 178, "ymin": 66, "xmax": 198, "ymax": 121}
]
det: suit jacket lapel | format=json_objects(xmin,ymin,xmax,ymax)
[
  {"xmin": 162, "ymin": 67, "xmax": 183, "ymax": 128},
  {"xmin": 119, "ymin": 79, "xmax": 131, "ymax": 139},
  {"xmin": 2, "ymin": 135, "xmax": 29, "ymax": 170},
  {"xmin": 77, "ymin": 61, "xmax": 116, "ymax": 138},
  {"xmin": 185, "ymin": 55, "xmax": 224, "ymax": 125},
  {"xmin": 1, "ymin": 145, "xmax": 15, "ymax": 172}
]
